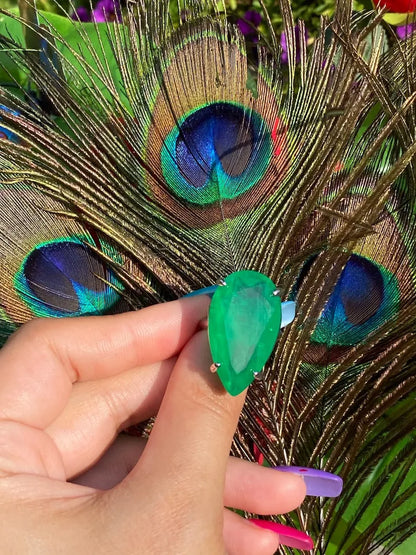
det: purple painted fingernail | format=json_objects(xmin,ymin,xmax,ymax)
[
  {"xmin": 250, "ymin": 519, "xmax": 314, "ymax": 550},
  {"xmin": 275, "ymin": 466, "xmax": 343, "ymax": 497}
]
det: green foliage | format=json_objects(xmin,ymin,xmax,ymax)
[
  {"xmin": 249, "ymin": 0, "xmax": 335, "ymax": 30},
  {"xmin": 3, "ymin": 0, "xmax": 59, "ymax": 12},
  {"xmin": 2, "ymin": 1, "xmax": 344, "ymax": 35}
]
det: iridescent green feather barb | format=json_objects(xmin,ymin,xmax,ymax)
[{"xmin": 0, "ymin": 0, "xmax": 416, "ymax": 551}]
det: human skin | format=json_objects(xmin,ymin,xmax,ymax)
[{"xmin": 0, "ymin": 295, "xmax": 306, "ymax": 554}]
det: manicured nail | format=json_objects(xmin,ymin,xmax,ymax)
[
  {"xmin": 184, "ymin": 285, "xmax": 218, "ymax": 298},
  {"xmin": 250, "ymin": 519, "xmax": 314, "ymax": 550},
  {"xmin": 274, "ymin": 466, "xmax": 343, "ymax": 497}
]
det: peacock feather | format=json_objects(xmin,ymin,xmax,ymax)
[{"xmin": 1, "ymin": 0, "xmax": 416, "ymax": 552}]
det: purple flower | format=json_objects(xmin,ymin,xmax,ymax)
[
  {"xmin": 71, "ymin": 7, "xmax": 91, "ymax": 22},
  {"xmin": 280, "ymin": 24, "xmax": 308, "ymax": 64},
  {"xmin": 180, "ymin": 9, "xmax": 190, "ymax": 22},
  {"xmin": 237, "ymin": 10, "xmax": 262, "ymax": 43},
  {"xmin": 396, "ymin": 23, "xmax": 416, "ymax": 40},
  {"xmin": 93, "ymin": 0, "xmax": 122, "ymax": 23}
]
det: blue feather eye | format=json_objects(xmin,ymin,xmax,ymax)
[
  {"xmin": 312, "ymin": 254, "xmax": 399, "ymax": 346},
  {"xmin": 142, "ymin": 32, "xmax": 286, "ymax": 228},
  {"xmin": 295, "ymin": 253, "xmax": 400, "ymax": 363},
  {"xmin": 161, "ymin": 102, "xmax": 272, "ymax": 205},
  {"xmin": 15, "ymin": 238, "xmax": 122, "ymax": 318}
]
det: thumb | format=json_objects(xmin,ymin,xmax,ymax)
[{"xmin": 116, "ymin": 329, "xmax": 245, "ymax": 523}]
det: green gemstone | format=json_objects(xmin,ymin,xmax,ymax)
[{"xmin": 208, "ymin": 270, "xmax": 282, "ymax": 396}]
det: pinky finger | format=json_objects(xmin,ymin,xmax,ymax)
[{"xmin": 223, "ymin": 509, "xmax": 280, "ymax": 555}]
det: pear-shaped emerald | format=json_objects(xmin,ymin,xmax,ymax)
[{"xmin": 208, "ymin": 270, "xmax": 282, "ymax": 396}]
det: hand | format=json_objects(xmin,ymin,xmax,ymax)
[{"xmin": 0, "ymin": 296, "xmax": 306, "ymax": 555}]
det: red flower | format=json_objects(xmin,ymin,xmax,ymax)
[{"xmin": 375, "ymin": 0, "xmax": 416, "ymax": 12}]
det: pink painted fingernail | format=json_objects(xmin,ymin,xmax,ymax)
[{"xmin": 249, "ymin": 519, "xmax": 314, "ymax": 550}]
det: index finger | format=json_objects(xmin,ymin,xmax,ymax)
[{"xmin": 0, "ymin": 295, "xmax": 210, "ymax": 428}]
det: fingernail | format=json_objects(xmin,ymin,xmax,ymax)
[
  {"xmin": 274, "ymin": 466, "xmax": 343, "ymax": 497},
  {"xmin": 184, "ymin": 285, "xmax": 218, "ymax": 298},
  {"xmin": 249, "ymin": 519, "xmax": 314, "ymax": 550}
]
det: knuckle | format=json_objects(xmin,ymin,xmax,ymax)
[
  {"xmin": 181, "ymin": 376, "xmax": 235, "ymax": 424},
  {"xmin": 10, "ymin": 318, "xmax": 45, "ymax": 340},
  {"xmin": 100, "ymin": 387, "xmax": 127, "ymax": 432},
  {"xmin": 7, "ymin": 318, "xmax": 52, "ymax": 352}
]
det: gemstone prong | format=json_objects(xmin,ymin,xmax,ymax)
[{"xmin": 210, "ymin": 362, "xmax": 221, "ymax": 373}]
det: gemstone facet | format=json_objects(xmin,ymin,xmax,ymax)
[{"xmin": 208, "ymin": 270, "xmax": 282, "ymax": 396}]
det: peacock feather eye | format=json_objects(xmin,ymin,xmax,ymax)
[
  {"xmin": 294, "ymin": 173, "xmax": 413, "ymax": 364},
  {"xmin": 15, "ymin": 238, "xmax": 122, "ymax": 318},
  {"xmin": 0, "ymin": 187, "xmax": 125, "ymax": 325},
  {"xmin": 141, "ymin": 26, "xmax": 288, "ymax": 228},
  {"xmin": 293, "ymin": 253, "xmax": 402, "ymax": 365},
  {"xmin": 311, "ymin": 254, "xmax": 399, "ymax": 345},
  {"xmin": 161, "ymin": 102, "xmax": 272, "ymax": 206}
]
